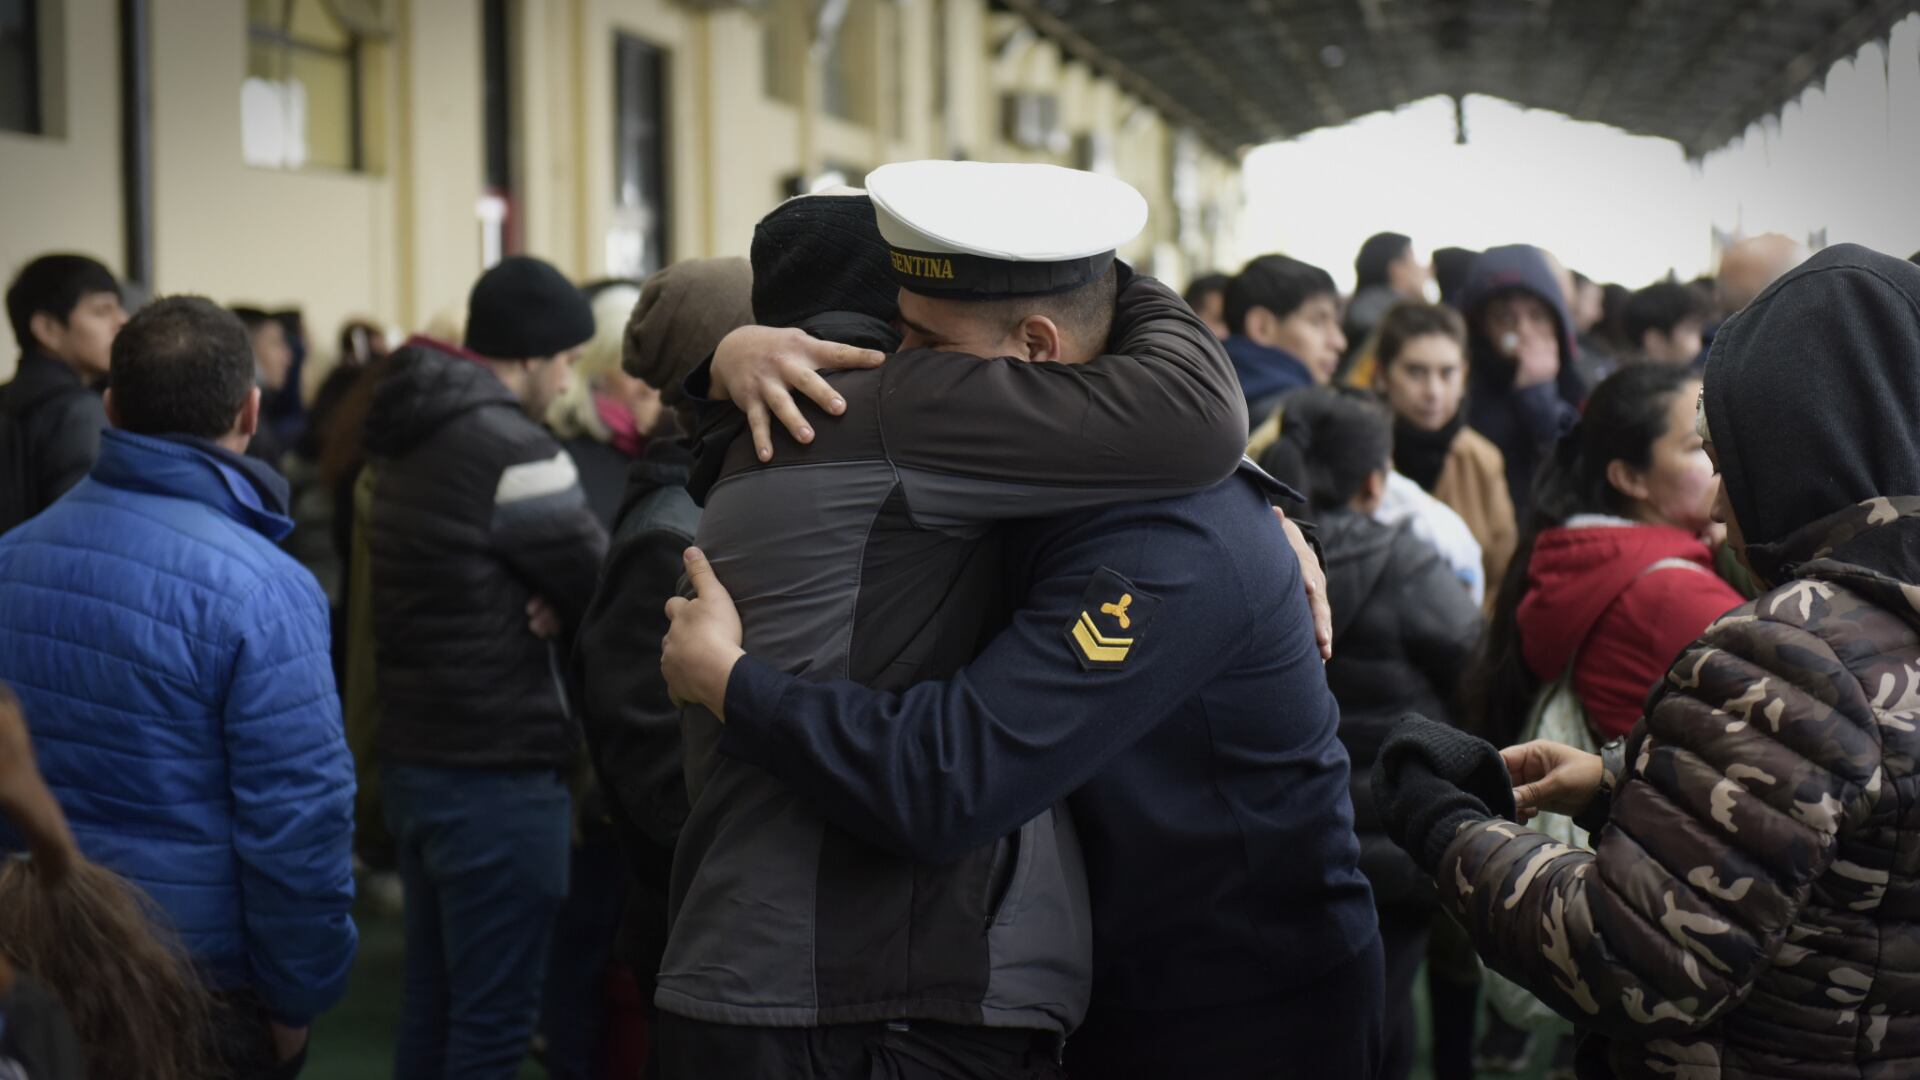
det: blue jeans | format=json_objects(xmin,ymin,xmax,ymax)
[{"xmin": 385, "ymin": 764, "xmax": 571, "ymax": 1080}]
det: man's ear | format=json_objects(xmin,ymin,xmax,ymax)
[
  {"xmin": 235, "ymin": 386, "xmax": 262, "ymax": 439},
  {"xmin": 1017, "ymin": 315, "xmax": 1065, "ymax": 363},
  {"xmin": 1244, "ymin": 305, "xmax": 1278, "ymax": 344},
  {"xmin": 27, "ymin": 311, "xmax": 64, "ymax": 354},
  {"xmin": 102, "ymin": 387, "xmax": 121, "ymax": 429},
  {"xmin": 1605, "ymin": 457, "xmax": 1650, "ymax": 503}
]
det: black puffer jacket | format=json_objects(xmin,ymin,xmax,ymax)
[
  {"xmin": 364, "ymin": 344, "xmax": 608, "ymax": 769},
  {"xmin": 1320, "ymin": 507, "xmax": 1482, "ymax": 909}
]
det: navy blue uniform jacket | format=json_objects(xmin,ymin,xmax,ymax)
[{"xmin": 718, "ymin": 467, "xmax": 1378, "ymax": 1013}]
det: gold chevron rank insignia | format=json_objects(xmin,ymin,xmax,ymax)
[{"xmin": 1065, "ymin": 568, "xmax": 1160, "ymax": 671}]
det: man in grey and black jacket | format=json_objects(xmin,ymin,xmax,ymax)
[
  {"xmin": 362, "ymin": 256, "xmax": 609, "ymax": 1080},
  {"xmin": 647, "ymin": 175, "xmax": 1249, "ymax": 1078}
]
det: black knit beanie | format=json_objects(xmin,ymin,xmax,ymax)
[
  {"xmin": 464, "ymin": 255, "xmax": 595, "ymax": 360},
  {"xmin": 751, "ymin": 192, "xmax": 900, "ymax": 329}
]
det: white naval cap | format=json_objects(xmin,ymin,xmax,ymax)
[{"xmin": 865, "ymin": 160, "xmax": 1148, "ymax": 299}]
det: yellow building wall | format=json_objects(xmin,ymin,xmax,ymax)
[
  {"xmin": 0, "ymin": 0, "xmax": 124, "ymax": 381},
  {"xmin": 148, "ymin": 3, "xmax": 400, "ymax": 383},
  {"xmin": 2, "ymin": 0, "xmax": 1242, "ymax": 387}
]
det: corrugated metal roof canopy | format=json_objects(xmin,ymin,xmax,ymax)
[{"xmin": 1002, "ymin": 0, "xmax": 1920, "ymax": 158}]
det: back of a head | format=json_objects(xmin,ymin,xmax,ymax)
[
  {"xmin": 751, "ymin": 191, "xmax": 899, "ymax": 328},
  {"xmin": 1716, "ymin": 234, "xmax": 1811, "ymax": 314},
  {"xmin": 1225, "ymin": 254, "xmax": 1337, "ymax": 337},
  {"xmin": 110, "ymin": 296, "xmax": 255, "ymax": 439},
  {"xmin": 1703, "ymin": 243, "xmax": 1920, "ymax": 579},
  {"xmin": 1354, "ymin": 233, "xmax": 1412, "ymax": 291},
  {"xmin": 463, "ymin": 255, "xmax": 595, "ymax": 362},
  {"xmin": 1432, "ymin": 247, "xmax": 1479, "ymax": 308},
  {"xmin": 0, "ymin": 857, "xmax": 214, "ymax": 1080},
  {"xmin": 1375, "ymin": 301, "xmax": 1466, "ymax": 369},
  {"xmin": 971, "ymin": 265, "xmax": 1121, "ymax": 356},
  {"xmin": 1274, "ymin": 386, "xmax": 1392, "ymax": 513},
  {"xmin": 1622, "ymin": 280, "xmax": 1711, "ymax": 346},
  {"xmin": 1182, "ymin": 273, "xmax": 1231, "ymax": 311},
  {"xmin": 623, "ymin": 256, "xmax": 754, "ymax": 405},
  {"xmin": 7, "ymin": 254, "xmax": 121, "ymax": 351}
]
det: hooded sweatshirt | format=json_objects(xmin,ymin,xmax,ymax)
[
  {"xmin": 1517, "ymin": 518, "xmax": 1744, "ymax": 739},
  {"xmin": 1460, "ymin": 245, "xmax": 1584, "ymax": 520},
  {"xmin": 1704, "ymin": 244, "xmax": 1920, "ymax": 584}
]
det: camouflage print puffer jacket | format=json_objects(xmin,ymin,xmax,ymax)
[{"xmin": 1440, "ymin": 497, "xmax": 1920, "ymax": 1079}]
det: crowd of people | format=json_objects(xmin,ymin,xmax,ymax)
[{"xmin": 1, "ymin": 158, "xmax": 1919, "ymax": 1080}]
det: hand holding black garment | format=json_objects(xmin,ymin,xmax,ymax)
[{"xmin": 1371, "ymin": 714, "xmax": 1517, "ymax": 875}]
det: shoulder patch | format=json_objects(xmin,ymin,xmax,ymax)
[{"xmin": 1065, "ymin": 567, "xmax": 1160, "ymax": 671}]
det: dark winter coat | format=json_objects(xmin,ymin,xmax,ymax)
[
  {"xmin": 0, "ymin": 350, "xmax": 105, "ymax": 533},
  {"xmin": 571, "ymin": 437, "xmax": 698, "ymax": 981},
  {"xmin": 1320, "ymin": 508, "xmax": 1481, "ymax": 910},
  {"xmin": 362, "ymin": 343, "xmax": 608, "ymax": 770},
  {"xmin": 1459, "ymin": 246, "xmax": 1583, "ymax": 520},
  {"xmin": 1443, "ymin": 499, "xmax": 1920, "ymax": 1078},
  {"xmin": 561, "ymin": 432, "xmax": 634, "ymax": 530}
]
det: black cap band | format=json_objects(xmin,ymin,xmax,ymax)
[{"xmin": 887, "ymin": 247, "xmax": 1116, "ymax": 300}]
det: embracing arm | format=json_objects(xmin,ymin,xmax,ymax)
[
  {"xmin": 875, "ymin": 272, "xmax": 1248, "ymax": 521},
  {"xmin": 1440, "ymin": 605, "xmax": 1871, "ymax": 1039},
  {"xmin": 699, "ymin": 518, "xmax": 1294, "ymax": 863}
]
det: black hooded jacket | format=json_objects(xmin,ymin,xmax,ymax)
[
  {"xmin": 0, "ymin": 350, "xmax": 105, "ymax": 533},
  {"xmin": 1319, "ymin": 508, "xmax": 1482, "ymax": 909},
  {"xmin": 1460, "ymin": 245, "xmax": 1584, "ymax": 521},
  {"xmin": 1704, "ymin": 244, "xmax": 1920, "ymax": 585},
  {"xmin": 363, "ymin": 343, "xmax": 608, "ymax": 769}
]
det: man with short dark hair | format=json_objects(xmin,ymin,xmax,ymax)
[
  {"xmin": 362, "ymin": 255, "xmax": 609, "ymax": 1079},
  {"xmin": 1223, "ymin": 253, "xmax": 1347, "ymax": 427},
  {"xmin": 1, "ymin": 254, "xmax": 127, "ymax": 532},
  {"xmin": 1623, "ymin": 280, "xmax": 1713, "ymax": 366},
  {"xmin": 1182, "ymin": 272, "xmax": 1232, "ymax": 339},
  {"xmin": 0, "ymin": 295, "xmax": 358, "ymax": 1080}
]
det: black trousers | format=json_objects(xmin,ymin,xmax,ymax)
[
  {"xmin": 651, "ymin": 1014, "xmax": 1065, "ymax": 1080},
  {"xmin": 1064, "ymin": 935, "xmax": 1386, "ymax": 1080},
  {"xmin": 1376, "ymin": 909, "xmax": 1432, "ymax": 1080}
]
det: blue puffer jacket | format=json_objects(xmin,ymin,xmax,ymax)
[{"xmin": 0, "ymin": 429, "xmax": 357, "ymax": 1026}]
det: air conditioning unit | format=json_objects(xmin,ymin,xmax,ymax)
[{"xmin": 1002, "ymin": 92, "xmax": 1066, "ymax": 153}]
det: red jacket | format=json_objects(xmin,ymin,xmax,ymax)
[{"xmin": 1515, "ymin": 518, "xmax": 1744, "ymax": 739}]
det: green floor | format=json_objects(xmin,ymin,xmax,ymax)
[{"xmin": 305, "ymin": 902, "xmax": 1557, "ymax": 1080}]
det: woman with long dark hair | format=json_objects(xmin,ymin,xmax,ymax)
[{"xmin": 1463, "ymin": 362, "xmax": 1744, "ymax": 749}]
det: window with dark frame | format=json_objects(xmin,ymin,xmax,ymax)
[
  {"xmin": 612, "ymin": 32, "xmax": 669, "ymax": 278},
  {"xmin": 244, "ymin": 0, "xmax": 368, "ymax": 172},
  {"xmin": 0, "ymin": 0, "xmax": 42, "ymax": 136}
]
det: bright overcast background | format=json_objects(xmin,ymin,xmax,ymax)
[{"xmin": 1235, "ymin": 12, "xmax": 1920, "ymax": 292}]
